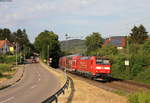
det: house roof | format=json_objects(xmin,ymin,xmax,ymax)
[
  {"xmin": 0, "ymin": 40, "xmax": 13, "ymax": 48},
  {"xmin": 146, "ymin": 37, "xmax": 150, "ymax": 41},
  {"xmin": 103, "ymin": 36, "xmax": 126, "ymax": 47}
]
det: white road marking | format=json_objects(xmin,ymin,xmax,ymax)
[
  {"xmin": 0, "ymin": 97, "xmax": 14, "ymax": 103},
  {"xmin": 38, "ymin": 78, "xmax": 41, "ymax": 81},
  {"xmin": 38, "ymin": 74, "xmax": 40, "ymax": 77},
  {"xmin": 30, "ymin": 85, "xmax": 37, "ymax": 89},
  {"xmin": 36, "ymin": 71, "xmax": 40, "ymax": 77},
  {"xmin": 36, "ymin": 72, "xmax": 39, "ymax": 75}
]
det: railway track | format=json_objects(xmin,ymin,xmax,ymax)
[{"xmin": 67, "ymin": 72, "xmax": 150, "ymax": 94}]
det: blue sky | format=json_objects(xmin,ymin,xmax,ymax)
[{"xmin": 0, "ymin": 0, "xmax": 150, "ymax": 42}]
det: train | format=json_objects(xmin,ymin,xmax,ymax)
[{"xmin": 59, "ymin": 55, "xmax": 111, "ymax": 80}]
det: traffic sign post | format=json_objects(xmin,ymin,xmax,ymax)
[{"xmin": 125, "ymin": 60, "xmax": 129, "ymax": 66}]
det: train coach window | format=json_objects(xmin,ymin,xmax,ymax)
[
  {"xmin": 80, "ymin": 57, "xmax": 90, "ymax": 60},
  {"xmin": 96, "ymin": 59, "xmax": 110, "ymax": 65},
  {"xmin": 96, "ymin": 59, "xmax": 103, "ymax": 64}
]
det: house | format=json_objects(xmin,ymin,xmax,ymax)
[
  {"xmin": 0, "ymin": 39, "xmax": 14, "ymax": 54},
  {"xmin": 103, "ymin": 36, "xmax": 126, "ymax": 49},
  {"xmin": 146, "ymin": 37, "xmax": 150, "ymax": 41}
]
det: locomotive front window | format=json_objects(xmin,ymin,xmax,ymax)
[
  {"xmin": 103, "ymin": 60, "xmax": 110, "ymax": 65},
  {"xmin": 96, "ymin": 59, "xmax": 103, "ymax": 64},
  {"xmin": 96, "ymin": 59, "xmax": 110, "ymax": 65}
]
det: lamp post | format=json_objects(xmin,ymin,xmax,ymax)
[
  {"xmin": 15, "ymin": 36, "xmax": 20, "ymax": 66},
  {"xmin": 64, "ymin": 34, "xmax": 68, "ymax": 78},
  {"xmin": 15, "ymin": 42, "xmax": 18, "ymax": 66}
]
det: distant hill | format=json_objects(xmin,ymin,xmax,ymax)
[{"xmin": 60, "ymin": 39, "xmax": 86, "ymax": 54}]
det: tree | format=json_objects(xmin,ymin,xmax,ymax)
[
  {"xmin": 85, "ymin": 32, "xmax": 103, "ymax": 53},
  {"xmin": 142, "ymin": 40, "xmax": 150, "ymax": 54},
  {"xmin": 13, "ymin": 29, "xmax": 30, "ymax": 50},
  {"xmin": 34, "ymin": 30, "xmax": 61, "ymax": 67},
  {"xmin": 129, "ymin": 25, "xmax": 148, "ymax": 44},
  {"xmin": 0, "ymin": 28, "xmax": 12, "ymax": 41}
]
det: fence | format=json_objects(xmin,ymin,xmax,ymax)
[{"xmin": 42, "ymin": 76, "xmax": 69, "ymax": 103}]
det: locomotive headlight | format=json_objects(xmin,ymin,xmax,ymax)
[
  {"xmin": 105, "ymin": 67, "xmax": 110, "ymax": 70},
  {"xmin": 96, "ymin": 67, "xmax": 101, "ymax": 69}
]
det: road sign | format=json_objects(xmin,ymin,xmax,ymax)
[{"xmin": 125, "ymin": 60, "xmax": 129, "ymax": 66}]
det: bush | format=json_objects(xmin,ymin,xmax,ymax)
[
  {"xmin": 0, "ymin": 64, "xmax": 11, "ymax": 73},
  {"xmin": 142, "ymin": 40, "xmax": 150, "ymax": 54},
  {"xmin": 128, "ymin": 91, "xmax": 150, "ymax": 103},
  {"xmin": 134, "ymin": 69, "xmax": 150, "ymax": 84},
  {"xmin": 129, "ymin": 44, "xmax": 140, "ymax": 54},
  {"xmin": 0, "ymin": 55, "xmax": 5, "ymax": 63},
  {"xmin": 0, "ymin": 55, "xmax": 16, "ymax": 64},
  {"xmin": 130, "ymin": 64, "xmax": 143, "ymax": 78},
  {"xmin": 4, "ymin": 56, "xmax": 16, "ymax": 64},
  {"xmin": 110, "ymin": 54, "xmax": 131, "ymax": 79}
]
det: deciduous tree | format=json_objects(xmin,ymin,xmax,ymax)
[
  {"xmin": 34, "ymin": 30, "xmax": 61, "ymax": 67},
  {"xmin": 129, "ymin": 25, "xmax": 148, "ymax": 44},
  {"xmin": 85, "ymin": 32, "xmax": 103, "ymax": 53}
]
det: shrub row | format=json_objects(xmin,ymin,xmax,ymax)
[{"xmin": 128, "ymin": 91, "xmax": 150, "ymax": 103}]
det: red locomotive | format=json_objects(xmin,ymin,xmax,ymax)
[{"xmin": 59, "ymin": 55, "xmax": 111, "ymax": 80}]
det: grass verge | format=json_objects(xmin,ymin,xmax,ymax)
[
  {"xmin": 113, "ymin": 90, "xmax": 127, "ymax": 96},
  {"xmin": 0, "ymin": 64, "xmax": 15, "ymax": 79},
  {"xmin": 58, "ymin": 74, "xmax": 127, "ymax": 103},
  {"xmin": 128, "ymin": 91, "xmax": 150, "ymax": 103}
]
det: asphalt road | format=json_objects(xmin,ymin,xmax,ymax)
[{"xmin": 0, "ymin": 63, "xmax": 60, "ymax": 103}]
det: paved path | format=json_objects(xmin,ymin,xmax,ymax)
[{"xmin": 0, "ymin": 63, "xmax": 60, "ymax": 103}]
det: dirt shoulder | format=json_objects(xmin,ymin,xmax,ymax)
[{"xmin": 58, "ymin": 74, "xmax": 127, "ymax": 103}]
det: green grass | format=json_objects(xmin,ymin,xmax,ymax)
[
  {"xmin": 0, "ymin": 55, "xmax": 17, "ymax": 79},
  {"xmin": 113, "ymin": 90, "xmax": 126, "ymax": 96},
  {"xmin": 0, "ymin": 64, "xmax": 13, "ymax": 78},
  {"xmin": 128, "ymin": 91, "xmax": 150, "ymax": 103},
  {"xmin": 133, "ymin": 68, "xmax": 150, "ymax": 84},
  {"xmin": 0, "ymin": 64, "xmax": 11, "ymax": 72},
  {"xmin": 4, "ymin": 56, "xmax": 16, "ymax": 64},
  {"xmin": 0, "ymin": 55, "xmax": 16, "ymax": 64}
]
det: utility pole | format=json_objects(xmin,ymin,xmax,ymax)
[
  {"xmin": 47, "ymin": 45, "xmax": 49, "ymax": 65},
  {"xmin": 64, "ymin": 34, "xmax": 69, "ymax": 78},
  {"xmin": 125, "ymin": 35, "xmax": 130, "ymax": 66},
  {"xmin": 16, "ymin": 43, "xmax": 18, "ymax": 66},
  {"xmin": 23, "ymin": 47, "xmax": 25, "ymax": 68}
]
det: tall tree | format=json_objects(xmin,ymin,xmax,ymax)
[
  {"xmin": 13, "ymin": 29, "xmax": 30, "ymax": 50},
  {"xmin": 129, "ymin": 25, "xmax": 148, "ymax": 44},
  {"xmin": 0, "ymin": 28, "xmax": 12, "ymax": 41},
  {"xmin": 85, "ymin": 32, "xmax": 103, "ymax": 53},
  {"xmin": 34, "ymin": 30, "xmax": 61, "ymax": 67}
]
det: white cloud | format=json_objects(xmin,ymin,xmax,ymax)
[
  {"xmin": 1, "ymin": 0, "xmax": 150, "ymax": 25},
  {"xmin": 0, "ymin": 0, "xmax": 150, "ymax": 41}
]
